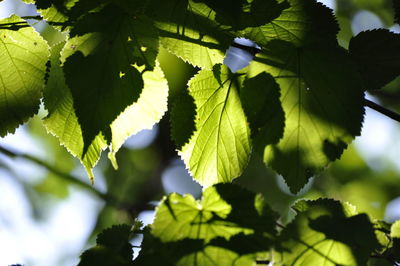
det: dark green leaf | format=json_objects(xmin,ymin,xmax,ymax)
[
  {"xmin": 0, "ymin": 15, "xmax": 49, "ymax": 136},
  {"xmin": 349, "ymin": 29, "xmax": 400, "ymax": 90},
  {"xmin": 63, "ymin": 4, "xmax": 159, "ymax": 154},
  {"xmin": 192, "ymin": 0, "xmax": 289, "ymax": 30},
  {"xmin": 249, "ymin": 41, "xmax": 365, "ymax": 193},
  {"xmin": 147, "ymin": 0, "xmax": 230, "ymax": 69},
  {"xmin": 79, "ymin": 225, "xmax": 133, "ymax": 266},
  {"xmin": 43, "ymin": 41, "xmax": 107, "ymax": 182},
  {"xmin": 170, "ymin": 90, "xmax": 196, "ymax": 149},
  {"xmin": 45, "ymin": 38, "xmax": 167, "ymax": 181},
  {"xmin": 275, "ymin": 199, "xmax": 379, "ymax": 265},
  {"xmin": 244, "ymin": 0, "xmax": 339, "ymax": 47},
  {"xmin": 240, "ymin": 72, "xmax": 285, "ymax": 153}
]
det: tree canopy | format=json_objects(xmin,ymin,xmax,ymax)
[{"xmin": 1, "ymin": 0, "xmax": 400, "ymax": 265}]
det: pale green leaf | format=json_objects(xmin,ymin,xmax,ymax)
[
  {"xmin": 248, "ymin": 41, "xmax": 364, "ymax": 193},
  {"xmin": 63, "ymin": 5, "xmax": 159, "ymax": 154},
  {"xmin": 179, "ymin": 65, "xmax": 251, "ymax": 187},
  {"xmin": 0, "ymin": 15, "xmax": 49, "ymax": 136},
  {"xmin": 108, "ymin": 62, "xmax": 168, "ymax": 165},
  {"xmin": 392, "ymin": 220, "xmax": 400, "ymax": 239},
  {"xmin": 45, "ymin": 39, "xmax": 167, "ymax": 180}
]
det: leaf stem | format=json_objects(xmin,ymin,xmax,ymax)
[{"xmin": 364, "ymin": 98, "xmax": 400, "ymax": 123}]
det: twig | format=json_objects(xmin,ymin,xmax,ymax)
[
  {"xmin": 364, "ymin": 98, "xmax": 400, "ymax": 123},
  {"xmin": 0, "ymin": 145, "xmax": 115, "ymax": 203}
]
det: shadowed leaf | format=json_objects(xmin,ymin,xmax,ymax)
[{"xmin": 349, "ymin": 29, "xmax": 400, "ymax": 90}]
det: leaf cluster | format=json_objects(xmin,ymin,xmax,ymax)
[
  {"xmin": 1, "ymin": 0, "xmax": 400, "ymax": 265},
  {"xmin": 81, "ymin": 184, "xmax": 400, "ymax": 265}
]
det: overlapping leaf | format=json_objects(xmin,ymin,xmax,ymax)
[
  {"xmin": 137, "ymin": 184, "xmax": 277, "ymax": 265},
  {"xmin": 63, "ymin": 4, "xmax": 159, "ymax": 154},
  {"xmin": 243, "ymin": 0, "xmax": 339, "ymax": 47},
  {"xmin": 79, "ymin": 225, "xmax": 134, "ymax": 266},
  {"xmin": 108, "ymin": 62, "xmax": 168, "ymax": 167},
  {"xmin": 249, "ymin": 41, "xmax": 365, "ymax": 193},
  {"xmin": 43, "ymin": 41, "xmax": 106, "ymax": 180},
  {"xmin": 44, "ymin": 36, "xmax": 167, "ymax": 181},
  {"xmin": 275, "ymin": 199, "xmax": 379, "ymax": 265},
  {"xmin": 179, "ymin": 65, "xmax": 251, "ymax": 187},
  {"xmin": 0, "ymin": 15, "xmax": 49, "ymax": 136},
  {"xmin": 147, "ymin": 0, "xmax": 229, "ymax": 69},
  {"xmin": 240, "ymin": 72, "xmax": 285, "ymax": 153},
  {"xmin": 349, "ymin": 29, "xmax": 400, "ymax": 90}
]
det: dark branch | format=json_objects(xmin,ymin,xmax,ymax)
[{"xmin": 364, "ymin": 98, "xmax": 400, "ymax": 123}]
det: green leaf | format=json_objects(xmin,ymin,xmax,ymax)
[
  {"xmin": 249, "ymin": 41, "xmax": 365, "ymax": 193},
  {"xmin": 243, "ymin": 0, "xmax": 339, "ymax": 47},
  {"xmin": 79, "ymin": 224, "xmax": 133, "ymax": 266},
  {"xmin": 63, "ymin": 4, "xmax": 159, "ymax": 154},
  {"xmin": 391, "ymin": 220, "xmax": 400, "ymax": 262},
  {"xmin": 179, "ymin": 65, "xmax": 251, "ymax": 187},
  {"xmin": 152, "ymin": 184, "xmax": 277, "ymax": 241},
  {"xmin": 141, "ymin": 184, "xmax": 277, "ymax": 265},
  {"xmin": 240, "ymin": 72, "xmax": 285, "ymax": 153},
  {"xmin": 108, "ymin": 62, "xmax": 168, "ymax": 166},
  {"xmin": 349, "ymin": 29, "xmax": 400, "ymax": 90},
  {"xmin": 392, "ymin": 220, "xmax": 400, "ymax": 239},
  {"xmin": 275, "ymin": 199, "xmax": 379, "ymax": 266},
  {"xmin": 44, "ymin": 39, "xmax": 167, "ymax": 180},
  {"xmin": 0, "ymin": 15, "xmax": 49, "ymax": 136},
  {"xmin": 43, "ymin": 41, "xmax": 106, "ymax": 181},
  {"xmin": 193, "ymin": 0, "xmax": 289, "ymax": 30},
  {"xmin": 148, "ymin": 0, "xmax": 229, "ymax": 69},
  {"xmin": 170, "ymin": 90, "xmax": 196, "ymax": 150}
]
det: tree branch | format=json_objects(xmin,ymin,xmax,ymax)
[
  {"xmin": 0, "ymin": 145, "xmax": 117, "ymax": 204},
  {"xmin": 364, "ymin": 98, "xmax": 400, "ymax": 123}
]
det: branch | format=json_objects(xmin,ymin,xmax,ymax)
[
  {"xmin": 0, "ymin": 16, "xmax": 69, "ymax": 30},
  {"xmin": 0, "ymin": 145, "xmax": 116, "ymax": 204},
  {"xmin": 364, "ymin": 98, "xmax": 400, "ymax": 123}
]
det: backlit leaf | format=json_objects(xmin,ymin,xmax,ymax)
[
  {"xmin": 63, "ymin": 4, "xmax": 158, "ymax": 154},
  {"xmin": 108, "ymin": 62, "xmax": 168, "ymax": 166},
  {"xmin": 275, "ymin": 199, "xmax": 379, "ymax": 266},
  {"xmin": 45, "ymin": 40, "xmax": 167, "ymax": 180},
  {"xmin": 148, "ymin": 0, "xmax": 229, "ymax": 69},
  {"xmin": 141, "ymin": 184, "xmax": 277, "ymax": 265},
  {"xmin": 0, "ymin": 15, "xmax": 49, "ymax": 136},
  {"xmin": 43, "ymin": 41, "xmax": 106, "ymax": 181},
  {"xmin": 244, "ymin": 0, "xmax": 339, "ymax": 47},
  {"xmin": 179, "ymin": 65, "xmax": 251, "ymax": 187},
  {"xmin": 249, "ymin": 41, "xmax": 365, "ymax": 193}
]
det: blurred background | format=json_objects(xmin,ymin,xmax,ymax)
[{"xmin": 0, "ymin": 0, "xmax": 400, "ymax": 265}]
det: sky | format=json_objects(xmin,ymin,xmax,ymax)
[{"xmin": 0, "ymin": 0, "xmax": 400, "ymax": 265}]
